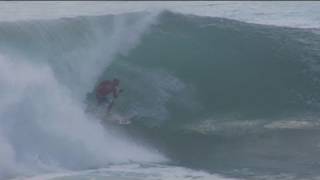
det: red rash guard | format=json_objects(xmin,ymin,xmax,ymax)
[{"xmin": 96, "ymin": 80, "xmax": 118, "ymax": 98}]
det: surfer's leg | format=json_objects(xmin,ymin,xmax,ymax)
[{"xmin": 107, "ymin": 100, "xmax": 114, "ymax": 113}]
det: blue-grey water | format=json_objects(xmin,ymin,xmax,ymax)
[{"xmin": 1, "ymin": 4, "xmax": 320, "ymax": 180}]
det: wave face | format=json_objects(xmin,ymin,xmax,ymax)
[
  {"xmin": 101, "ymin": 12, "xmax": 320, "ymax": 177},
  {"xmin": 106, "ymin": 11, "xmax": 320, "ymax": 126},
  {"xmin": 2, "ymin": 10, "xmax": 320, "ymax": 179}
]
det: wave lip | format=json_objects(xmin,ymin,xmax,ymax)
[{"xmin": 0, "ymin": 2, "xmax": 319, "ymax": 28}]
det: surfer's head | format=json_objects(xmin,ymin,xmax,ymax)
[{"xmin": 113, "ymin": 78, "xmax": 120, "ymax": 86}]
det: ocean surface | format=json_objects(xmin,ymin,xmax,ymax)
[{"xmin": 1, "ymin": 2, "xmax": 320, "ymax": 180}]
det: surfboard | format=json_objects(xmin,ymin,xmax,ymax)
[{"xmin": 107, "ymin": 113, "xmax": 132, "ymax": 125}]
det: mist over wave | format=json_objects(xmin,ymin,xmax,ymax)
[{"xmin": 0, "ymin": 12, "xmax": 165, "ymax": 179}]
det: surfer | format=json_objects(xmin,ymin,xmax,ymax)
[{"xmin": 95, "ymin": 78, "xmax": 122, "ymax": 113}]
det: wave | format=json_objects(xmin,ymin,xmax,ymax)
[
  {"xmin": 2, "ymin": 10, "xmax": 320, "ymax": 179},
  {"xmin": 98, "ymin": 11, "xmax": 320, "ymax": 176},
  {"xmin": 0, "ymin": 12, "xmax": 165, "ymax": 179},
  {"xmin": 104, "ymin": 11, "xmax": 320, "ymax": 128}
]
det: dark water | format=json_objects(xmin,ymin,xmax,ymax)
[{"xmin": 101, "ymin": 12, "xmax": 320, "ymax": 179}]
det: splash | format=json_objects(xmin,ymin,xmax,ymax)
[{"xmin": 0, "ymin": 12, "xmax": 165, "ymax": 179}]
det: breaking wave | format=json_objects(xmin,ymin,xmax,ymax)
[
  {"xmin": 0, "ymin": 12, "xmax": 165, "ymax": 179},
  {"xmin": 2, "ymin": 10, "xmax": 320, "ymax": 179}
]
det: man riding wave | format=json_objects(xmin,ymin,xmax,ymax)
[{"xmin": 95, "ymin": 78, "xmax": 122, "ymax": 113}]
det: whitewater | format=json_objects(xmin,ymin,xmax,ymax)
[{"xmin": 1, "ymin": 2, "xmax": 320, "ymax": 180}]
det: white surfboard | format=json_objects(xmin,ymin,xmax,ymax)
[{"xmin": 107, "ymin": 112, "xmax": 132, "ymax": 125}]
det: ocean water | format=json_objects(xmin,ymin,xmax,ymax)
[{"xmin": 1, "ymin": 2, "xmax": 320, "ymax": 180}]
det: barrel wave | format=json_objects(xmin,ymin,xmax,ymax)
[
  {"xmin": 106, "ymin": 12, "xmax": 320, "ymax": 124},
  {"xmin": 102, "ymin": 12, "xmax": 320, "ymax": 178},
  {"xmin": 1, "ymin": 10, "xmax": 320, "ymax": 179}
]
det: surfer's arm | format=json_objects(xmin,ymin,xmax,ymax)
[{"xmin": 113, "ymin": 88, "xmax": 122, "ymax": 98}]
